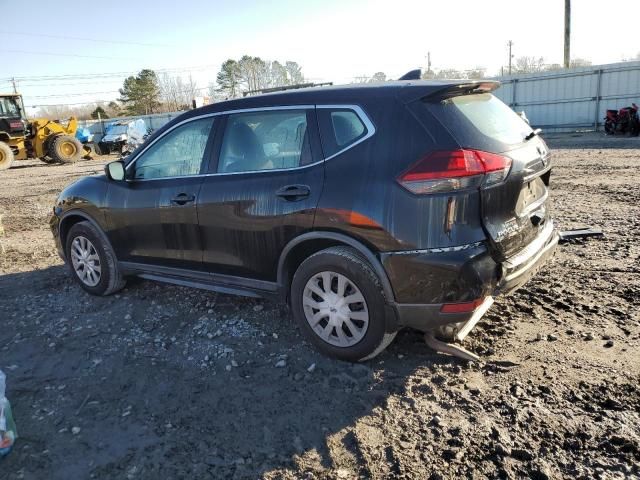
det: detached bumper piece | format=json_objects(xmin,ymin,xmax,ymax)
[
  {"xmin": 558, "ymin": 227, "xmax": 603, "ymax": 243},
  {"xmin": 423, "ymin": 296, "xmax": 494, "ymax": 362}
]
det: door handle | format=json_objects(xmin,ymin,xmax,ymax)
[
  {"xmin": 171, "ymin": 193, "xmax": 196, "ymax": 205},
  {"xmin": 275, "ymin": 184, "xmax": 310, "ymax": 201}
]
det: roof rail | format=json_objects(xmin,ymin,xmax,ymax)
[{"xmin": 243, "ymin": 82, "xmax": 333, "ymax": 97}]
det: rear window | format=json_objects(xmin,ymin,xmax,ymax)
[{"xmin": 425, "ymin": 93, "xmax": 533, "ymax": 152}]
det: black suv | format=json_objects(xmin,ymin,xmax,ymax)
[{"xmin": 50, "ymin": 80, "xmax": 558, "ymax": 361}]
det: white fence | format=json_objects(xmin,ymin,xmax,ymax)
[{"xmin": 494, "ymin": 61, "xmax": 640, "ymax": 132}]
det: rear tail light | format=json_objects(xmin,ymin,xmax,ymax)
[{"xmin": 397, "ymin": 149, "xmax": 512, "ymax": 194}]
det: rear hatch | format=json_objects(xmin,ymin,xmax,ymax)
[{"xmin": 421, "ymin": 87, "xmax": 552, "ymax": 261}]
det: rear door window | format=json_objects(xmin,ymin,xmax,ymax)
[
  {"xmin": 424, "ymin": 93, "xmax": 533, "ymax": 153},
  {"xmin": 317, "ymin": 108, "xmax": 368, "ymax": 158},
  {"xmin": 217, "ymin": 110, "xmax": 312, "ymax": 173}
]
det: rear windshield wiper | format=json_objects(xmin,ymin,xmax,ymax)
[{"xmin": 524, "ymin": 128, "xmax": 542, "ymax": 141}]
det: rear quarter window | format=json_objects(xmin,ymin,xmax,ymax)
[
  {"xmin": 424, "ymin": 93, "xmax": 533, "ymax": 153},
  {"xmin": 317, "ymin": 108, "xmax": 368, "ymax": 158}
]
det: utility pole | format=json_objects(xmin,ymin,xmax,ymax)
[
  {"xmin": 427, "ymin": 51, "xmax": 432, "ymax": 75},
  {"xmin": 507, "ymin": 40, "xmax": 514, "ymax": 75},
  {"xmin": 564, "ymin": 0, "xmax": 571, "ymax": 68},
  {"xmin": 11, "ymin": 77, "xmax": 17, "ymax": 94}
]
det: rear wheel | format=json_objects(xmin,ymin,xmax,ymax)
[
  {"xmin": 291, "ymin": 246, "xmax": 397, "ymax": 362},
  {"xmin": 49, "ymin": 135, "xmax": 83, "ymax": 163},
  {"xmin": 0, "ymin": 142, "xmax": 14, "ymax": 170},
  {"xmin": 65, "ymin": 221, "xmax": 126, "ymax": 296}
]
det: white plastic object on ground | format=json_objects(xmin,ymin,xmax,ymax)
[{"xmin": 0, "ymin": 370, "xmax": 17, "ymax": 456}]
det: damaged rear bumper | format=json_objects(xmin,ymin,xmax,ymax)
[
  {"xmin": 382, "ymin": 221, "xmax": 559, "ymax": 332},
  {"xmin": 495, "ymin": 220, "xmax": 559, "ymax": 295}
]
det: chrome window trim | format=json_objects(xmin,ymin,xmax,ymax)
[{"xmin": 125, "ymin": 103, "xmax": 375, "ymax": 181}]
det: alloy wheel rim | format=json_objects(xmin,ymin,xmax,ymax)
[
  {"xmin": 70, "ymin": 236, "xmax": 101, "ymax": 286},
  {"xmin": 302, "ymin": 271, "xmax": 369, "ymax": 347}
]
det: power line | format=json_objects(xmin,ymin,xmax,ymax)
[
  {"xmin": 15, "ymin": 80, "xmax": 126, "ymax": 88},
  {"xmin": 25, "ymin": 86, "xmax": 211, "ymax": 108},
  {"xmin": 25, "ymin": 100, "xmax": 113, "ymax": 107},
  {"xmin": 0, "ymin": 49, "xmax": 140, "ymax": 61},
  {"xmin": 1, "ymin": 64, "xmax": 217, "ymax": 82},
  {"xmin": 29, "ymin": 90, "xmax": 122, "ymax": 99},
  {"xmin": 0, "ymin": 30, "xmax": 174, "ymax": 48}
]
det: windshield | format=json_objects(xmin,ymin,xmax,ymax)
[
  {"xmin": 425, "ymin": 93, "xmax": 534, "ymax": 152},
  {"xmin": 0, "ymin": 97, "xmax": 21, "ymax": 118},
  {"xmin": 107, "ymin": 125, "xmax": 128, "ymax": 135}
]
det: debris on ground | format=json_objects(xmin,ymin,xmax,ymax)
[{"xmin": 0, "ymin": 143, "xmax": 638, "ymax": 478}]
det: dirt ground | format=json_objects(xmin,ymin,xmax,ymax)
[{"xmin": 0, "ymin": 132, "xmax": 639, "ymax": 479}]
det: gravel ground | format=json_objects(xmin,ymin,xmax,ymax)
[{"xmin": 0, "ymin": 133, "xmax": 639, "ymax": 479}]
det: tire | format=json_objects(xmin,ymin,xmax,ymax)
[
  {"xmin": 93, "ymin": 143, "xmax": 103, "ymax": 156},
  {"xmin": 65, "ymin": 221, "xmax": 126, "ymax": 296},
  {"xmin": 290, "ymin": 246, "xmax": 397, "ymax": 362},
  {"xmin": 0, "ymin": 142, "xmax": 14, "ymax": 170},
  {"xmin": 604, "ymin": 121, "xmax": 614, "ymax": 135},
  {"xmin": 49, "ymin": 135, "xmax": 83, "ymax": 163}
]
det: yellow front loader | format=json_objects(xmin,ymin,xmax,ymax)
[{"xmin": 0, "ymin": 93, "xmax": 91, "ymax": 170}]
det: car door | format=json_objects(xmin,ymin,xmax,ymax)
[
  {"xmin": 105, "ymin": 116, "xmax": 216, "ymax": 270},
  {"xmin": 197, "ymin": 107, "xmax": 324, "ymax": 282}
]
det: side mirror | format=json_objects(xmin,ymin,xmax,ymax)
[{"xmin": 105, "ymin": 160, "xmax": 125, "ymax": 181}]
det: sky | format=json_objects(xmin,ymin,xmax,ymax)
[{"xmin": 2, "ymin": 0, "xmax": 639, "ymax": 113}]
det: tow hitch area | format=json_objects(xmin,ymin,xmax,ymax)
[
  {"xmin": 424, "ymin": 297, "xmax": 494, "ymax": 362},
  {"xmin": 558, "ymin": 227, "xmax": 604, "ymax": 243}
]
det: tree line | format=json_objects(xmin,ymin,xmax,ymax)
[
  {"xmin": 89, "ymin": 56, "xmax": 305, "ymax": 118},
  {"xmin": 38, "ymin": 51, "xmax": 623, "ymax": 120}
]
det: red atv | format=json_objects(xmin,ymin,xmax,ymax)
[{"xmin": 604, "ymin": 103, "xmax": 640, "ymax": 136}]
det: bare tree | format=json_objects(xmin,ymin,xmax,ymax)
[
  {"xmin": 215, "ymin": 56, "xmax": 306, "ymax": 96},
  {"xmin": 569, "ymin": 58, "xmax": 592, "ymax": 68},
  {"xmin": 369, "ymin": 72, "xmax": 387, "ymax": 82},
  {"xmin": 351, "ymin": 76, "xmax": 370, "ymax": 84},
  {"xmin": 238, "ymin": 56, "xmax": 267, "ymax": 92},
  {"xmin": 158, "ymin": 73, "xmax": 201, "ymax": 111},
  {"xmin": 36, "ymin": 102, "xmax": 109, "ymax": 120},
  {"xmin": 270, "ymin": 61, "xmax": 288, "ymax": 87},
  {"xmin": 466, "ymin": 67, "xmax": 486, "ymax": 79},
  {"xmin": 514, "ymin": 56, "xmax": 546, "ymax": 74},
  {"xmin": 285, "ymin": 61, "xmax": 304, "ymax": 84},
  {"xmin": 434, "ymin": 68, "xmax": 466, "ymax": 79}
]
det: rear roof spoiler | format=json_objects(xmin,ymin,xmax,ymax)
[
  {"xmin": 423, "ymin": 81, "xmax": 501, "ymax": 101},
  {"xmin": 397, "ymin": 69, "xmax": 422, "ymax": 81}
]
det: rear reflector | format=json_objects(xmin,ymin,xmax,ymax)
[
  {"xmin": 440, "ymin": 298, "xmax": 485, "ymax": 313},
  {"xmin": 397, "ymin": 149, "xmax": 512, "ymax": 194}
]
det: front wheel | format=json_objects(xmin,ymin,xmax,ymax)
[
  {"xmin": 65, "ymin": 221, "xmax": 126, "ymax": 296},
  {"xmin": 290, "ymin": 246, "xmax": 397, "ymax": 362}
]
